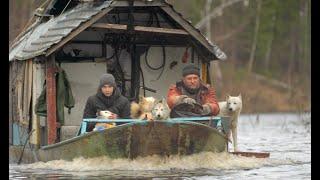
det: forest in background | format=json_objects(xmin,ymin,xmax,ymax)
[{"xmin": 9, "ymin": 0, "xmax": 311, "ymax": 113}]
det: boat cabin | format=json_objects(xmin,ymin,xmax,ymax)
[{"xmin": 9, "ymin": 0, "xmax": 227, "ymax": 148}]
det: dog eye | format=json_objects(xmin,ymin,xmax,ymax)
[
  {"xmin": 234, "ymin": 102, "xmax": 237, "ymax": 105},
  {"xmin": 161, "ymin": 109, "xmax": 163, "ymax": 111}
]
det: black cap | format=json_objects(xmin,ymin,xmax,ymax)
[
  {"xmin": 182, "ymin": 64, "xmax": 200, "ymax": 77},
  {"xmin": 99, "ymin": 73, "xmax": 116, "ymax": 88}
]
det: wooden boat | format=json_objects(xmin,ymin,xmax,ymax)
[{"xmin": 10, "ymin": 117, "xmax": 230, "ymax": 163}]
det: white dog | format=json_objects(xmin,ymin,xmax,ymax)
[
  {"xmin": 151, "ymin": 98, "xmax": 170, "ymax": 120},
  {"xmin": 218, "ymin": 94, "xmax": 242, "ymax": 151}
]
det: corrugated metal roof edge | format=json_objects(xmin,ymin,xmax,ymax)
[{"xmin": 9, "ymin": 1, "xmax": 113, "ymax": 62}]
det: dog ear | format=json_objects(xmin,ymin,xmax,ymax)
[
  {"xmin": 226, "ymin": 94, "xmax": 231, "ymax": 100},
  {"xmin": 161, "ymin": 97, "xmax": 167, "ymax": 104},
  {"xmin": 238, "ymin": 94, "xmax": 242, "ymax": 100},
  {"xmin": 139, "ymin": 95, "xmax": 144, "ymax": 103}
]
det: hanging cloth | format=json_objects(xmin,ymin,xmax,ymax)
[{"xmin": 35, "ymin": 67, "xmax": 75, "ymax": 125}]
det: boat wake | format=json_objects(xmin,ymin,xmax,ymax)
[{"xmin": 20, "ymin": 152, "xmax": 292, "ymax": 172}]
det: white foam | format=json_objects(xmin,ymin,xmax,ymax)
[{"xmin": 22, "ymin": 152, "xmax": 290, "ymax": 172}]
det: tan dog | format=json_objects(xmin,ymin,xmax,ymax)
[{"xmin": 130, "ymin": 96, "xmax": 156, "ymax": 120}]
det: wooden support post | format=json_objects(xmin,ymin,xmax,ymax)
[{"xmin": 46, "ymin": 55, "xmax": 57, "ymax": 145}]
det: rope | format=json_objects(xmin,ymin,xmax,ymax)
[
  {"xmin": 59, "ymin": 0, "xmax": 72, "ymax": 16},
  {"xmin": 17, "ymin": 129, "xmax": 35, "ymax": 164}
]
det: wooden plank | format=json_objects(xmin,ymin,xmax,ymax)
[
  {"xmin": 90, "ymin": 23, "xmax": 189, "ymax": 35},
  {"xmin": 10, "ymin": 61, "xmax": 18, "ymax": 125},
  {"xmin": 111, "ymin": 0, "xmax": 165, "ymax": 7},
  {"xmin": 16, "ymin": 62, "xmax": 25, "ymax": 126},
  {"xmin": 160, "ymin": 6, "xmax": 213, "ymax": 53},
  {"xmin": 230, "ymin": 151, "xmax": 270, "ymax": 158},
  {"xmin": 91, "ymin": 23, "xmax": 127, "ymax": 30},
  {"xmin": 135, "ymin": 26, "xmax": 188, "ymax": 35},
  {"xmin": 12, "ymin": 123, "xmax": 27, "ymax": 145},
  {"xmin": 46, "ymin": 7, "xmax": 113, "ymax": 56},
  {"xmin": 30, "ymin": 60, "xmax": 45, "ymax": 147},
  {"xmin": 22, "ymin": 59, "xmax": 33, "ymax": 127},
  {"xmin": 46, "ymin": 55, "xmax": 57, "ymax": 145}
]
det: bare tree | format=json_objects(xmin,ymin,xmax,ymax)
[
  {"xmin": 247, "ymin": 0, "xmax": 262, "ymax": 74},
  {"xmin": 196, "ymin": 0, "xmax": 247, "ymax": 29}
]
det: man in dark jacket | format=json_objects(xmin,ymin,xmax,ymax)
[
  {"xmin": 83, "ymin": 73, "xmax": 131, "ymax": 119},
  {"xmin": 167, "ymin": 64, "xmax": 219, "ymax": 117}
]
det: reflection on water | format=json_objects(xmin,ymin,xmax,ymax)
[{"xmin": 9, "ymin": 113, "xmax": 311, "ymax": 179}]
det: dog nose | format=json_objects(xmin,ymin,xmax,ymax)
[
  {"xmin": 157, "ymin": 115, "xmax": 160, "ymax": 117},
  {"xmin": 229, "ymin": 108, "xmax": 232, "ymax": 111}
]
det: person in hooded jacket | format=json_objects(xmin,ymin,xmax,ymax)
[{"xmin": 83, "ymin": 73, "xmax": 131, "ymax": 120}]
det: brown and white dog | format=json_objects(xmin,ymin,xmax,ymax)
[{"xmin": 130, "ymin": 96, "xmax": 156, "ymax": 120}]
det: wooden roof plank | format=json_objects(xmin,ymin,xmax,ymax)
[{"xmin": 90, "ymin": 23, "xmax": 188, "ymax": 35}]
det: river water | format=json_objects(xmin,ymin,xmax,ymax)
[{"xmin": 9, "ymin": 113, "xmax": 311, "ymax": 179}]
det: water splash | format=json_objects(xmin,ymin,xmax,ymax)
[{"xmin": 22, "ymin": 152, "xmax": 289, "ymax": 172}]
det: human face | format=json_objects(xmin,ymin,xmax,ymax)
[
  {"xmin": 182, "ymin": 74, "xmax": 200, "ymax": 89},
  {"xmin": 101, "ymin": 84, "xmax": 114, "ymax": 96}
]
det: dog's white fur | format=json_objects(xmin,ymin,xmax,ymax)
[
  {"xmin": 151, "ymin": 98, "xmax": 170, "ymax": 120},
  {"xmin": 218, "ymin": 94, "xmax": 242, "ymax": 151}
]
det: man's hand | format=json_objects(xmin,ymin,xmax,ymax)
[
  {"xmin": 202, "ymin": 104, "xmax": 212, "ymax": 115},
  {"xmin": 182, "ymin": 97, "xmax": 196, "ymax": 105}
]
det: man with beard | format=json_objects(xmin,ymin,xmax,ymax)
[
  {"xmin": 167, "ymin": 64, "xmax": 220, "ymax": 117},
  {"xmin": 83, "ymin": 73, "xmax": 130, "ymax": 119}
]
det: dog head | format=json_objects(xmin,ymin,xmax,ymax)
[
  {"xmin": 151, "ymin": 98, "xmax": 170, "ymax": 120},
  {"xmin": 98, "ymin": 110, "xmax": 113, "ymax": 118},
  {"xmin": 139, "ymin": 96, "xmax": 156, "ymax": 112},
  {"xmin": 226, "ymin": 94, "xmax": 242, "ymax": 112}
]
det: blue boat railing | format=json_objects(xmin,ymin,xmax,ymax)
[{"xmin": 78, "ymin": 116, "xmax": 230, "ymax": 135}]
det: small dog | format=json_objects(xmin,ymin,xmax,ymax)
[
  {"xmin": 151, "ymin": 98, "xmax": 170, "ymax": 120},
  {"xmin": 93, "ymin": 110, "xmax": 116, "ymax": 131},
  {"xmin": 218, "ymin": 94, "xmax": 242, "ymax": 152},
  {"xmin": 130, "ymin": 96, "xmax": 156, "ymax": 120}
]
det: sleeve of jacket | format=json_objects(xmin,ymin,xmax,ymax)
[
  {"xmin": 167, "ymin": 84, "xmax": 182, "ymax": 109},
  {"xmin": 119, "ymin": 98, "xmax": 131, "ymax": 118},
  {"xmin": 83, "ymin": 96, "xmax": 97, "ymax": 119},
  {"xmin": 203, "ymin": 86, "xmax": 220, "ymax": 116}
]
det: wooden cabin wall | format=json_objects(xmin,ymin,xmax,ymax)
[
  {"xmin": 140, "ymin": 46, "xmax": 201, "ymax": 99},
  {"xmin": 9, "ymin": 59, "xmax": 33, "ymax": 145}
]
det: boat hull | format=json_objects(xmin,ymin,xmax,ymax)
[{"xmin": 10, "ymin": 120, "xmax": 228, "ymax": 163}]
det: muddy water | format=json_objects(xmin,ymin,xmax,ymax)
[{"xmin": 9, "ymin": 113, "xmax": 311, "ymax": 179}]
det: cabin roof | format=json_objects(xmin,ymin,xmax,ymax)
[{"xmin": 9, "ymin": 0, "xmax": 227, "ymax": 62}]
